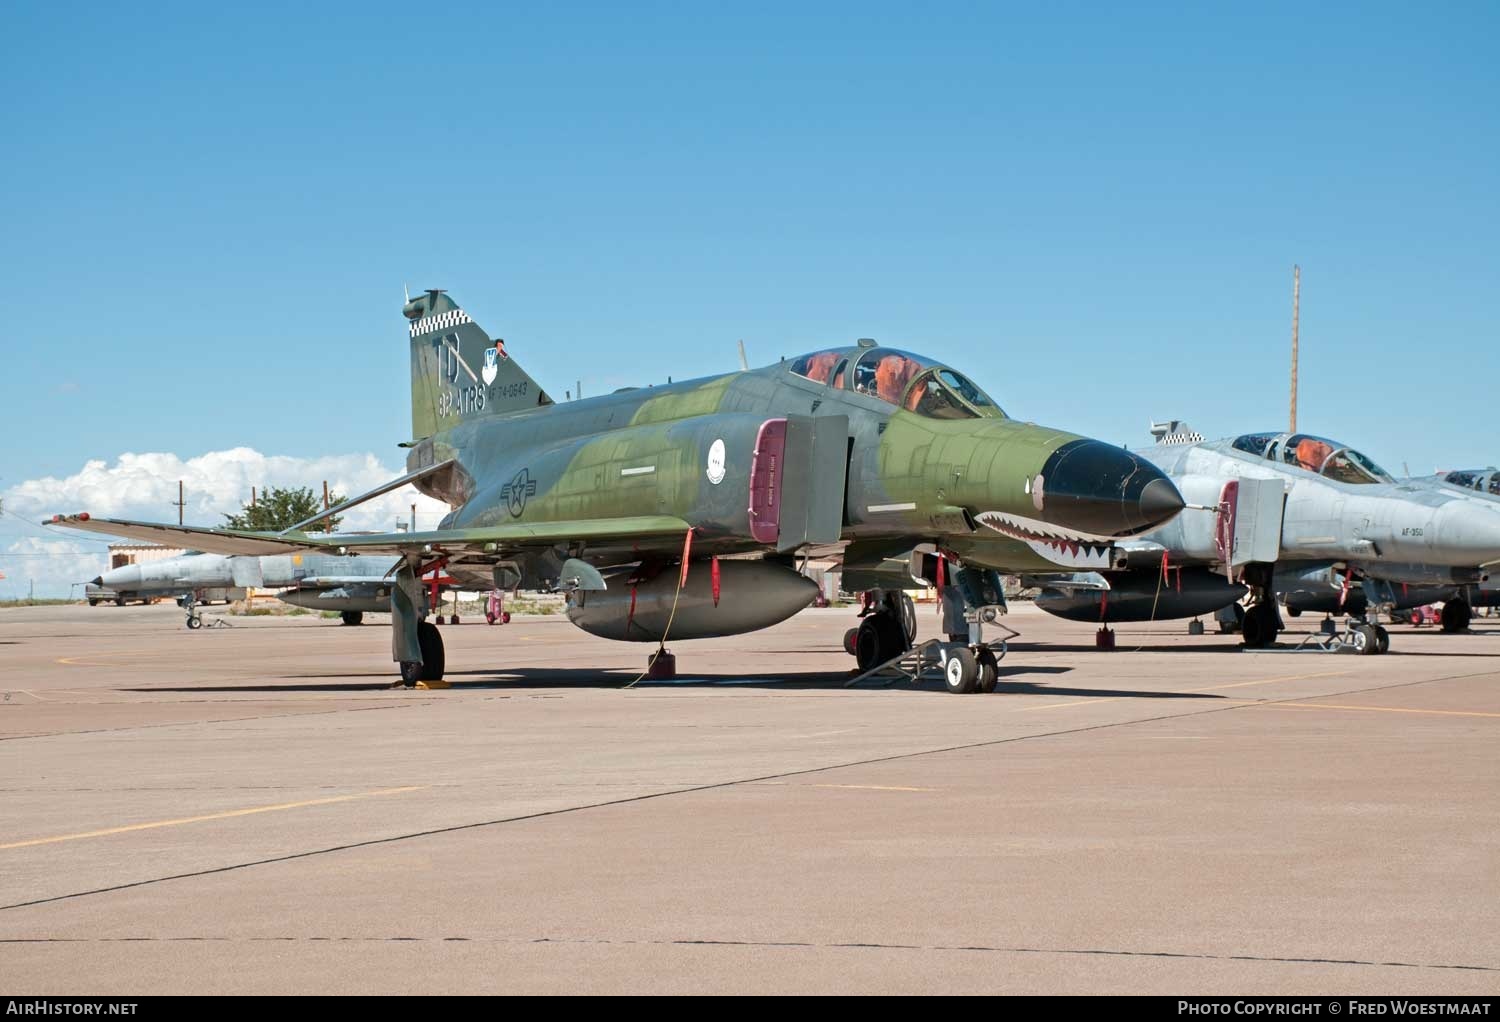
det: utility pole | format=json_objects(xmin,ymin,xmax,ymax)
[
  {"xmin": 172, "ymin": 480, "xmax": 186, "ymax": 525},
  {"xmin": 322, "ymin": 480, "xmax": 330, "ymax": 509},
  {"xmin": 1290, "ymin": 265, "xmax": 1301, "ymax": 434},
  {"xmin": 410, "ymin": 504, "xmax": 417, "ymax": 532}
]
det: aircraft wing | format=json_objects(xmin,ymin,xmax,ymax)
[
  {"xmin": 45, "ymin": 514, "xmax": 695, "ymax": 559},
  {"xmin": 44, "ymin": 516, "xmax": 312, "ymax": 555}
]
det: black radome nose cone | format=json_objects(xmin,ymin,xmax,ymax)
[
  {"xmin": 1138, "ymin": 477, "xmax": 1187, "ymax": 528},
  {"xmin": 90, "ymin": 576, "xmax": 103, "ymax": 586},
  {"xmin": 1038, "ymin": 440, "xmax": 1185, "ymax": 538}
]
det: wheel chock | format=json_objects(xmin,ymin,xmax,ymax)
[{"xmin": 415, "ymin": 680, "xmax": 452, "ymax": 690}]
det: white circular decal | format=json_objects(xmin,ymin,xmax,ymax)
[{"xmin": 706, "ymin": 438, "xmax": 727, "ymax": 485}]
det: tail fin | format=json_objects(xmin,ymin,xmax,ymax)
[{"xmin": 403, "ymin": 290, "xmax": 553, "ymax": 440}]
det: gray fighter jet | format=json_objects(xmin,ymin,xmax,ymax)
[
  {"xmin": 1425, "ymin": 468, "xmax": 1500, "ymax": 500},
  {"xmin": 94, "ymin": 551, "xmax": 406, "ymax": 627},
  {"xmin": 1031, "ymin": 423, "xmax": 1500, "ymax": 651}
]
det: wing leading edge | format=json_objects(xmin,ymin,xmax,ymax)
[{"xmin": 45, "ymin": 513, "xmax": 694, "ymax": 559}]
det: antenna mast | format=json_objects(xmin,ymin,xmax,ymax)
[{"xmin": 1289, "ymin": 264, "xmax": 1300, "ymax": 433}]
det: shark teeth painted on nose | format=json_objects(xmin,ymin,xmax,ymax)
[{"xmin": 975, "ymin": 511, "xmax": 1117, "ymax": 570}]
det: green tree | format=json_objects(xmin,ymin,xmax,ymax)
[{"xmin": 224, "ymin": 485, "xmax": 344, "ymax": 533}]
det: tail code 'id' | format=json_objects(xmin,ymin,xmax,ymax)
[{"xmin": 404, "ymin": 289, "xmax": 552, "ymax": 439}]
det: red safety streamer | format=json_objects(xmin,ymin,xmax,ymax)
[
  {"xmin": 627, "ymin": 585, "xmax": 638, "ymax": 631},
  {"xmin": 935, "ymin": 554, "xmax": 946, "ymax": 589},
  {"xmin": 679, "ymin": 529, "xmax": 695, "ymax": 588},
  {"xmin": 711, "ymin": 556, "xmax": 721, "ymax": 607},
  {"xmin": 1099, "ymin": 589, "xmax": 1109, "ymax": 621}
]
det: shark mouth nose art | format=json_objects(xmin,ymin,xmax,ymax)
[{"xmin": 975, "ymin": 510, "xmax": 1118, "ymax": 569}]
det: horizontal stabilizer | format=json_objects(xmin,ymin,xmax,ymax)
[{"xmin": 281, "ymin": 459, "xmax": 457, "ymax": 535}]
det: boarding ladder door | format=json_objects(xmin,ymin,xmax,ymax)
[
  {"xmin": 749, "ymin": 415, "xmax": 850, "ymax": 552},
  {"xmin": 748, "ymin": 419, "xmax": 787, "ymax": 544}
]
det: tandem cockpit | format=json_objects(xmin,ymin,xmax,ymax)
[
  {"xmin": 786, "ymin": 345, "xmax": 1005, "ymax": 421},
  {"xmin": 1442, "ymin": 468, "xmax": 1500, "ymax": 497},
  {"xmin": 1228, "ymin": 432, "xmax": 1396, "ymax": 485}
]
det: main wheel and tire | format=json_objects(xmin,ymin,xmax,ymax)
[
  {"xmin": 1286, "ymin": 606, "xmax": 1302, "ymax": 618},
  {"xmin": 1353, "ymin": 623, "xmax": 1379, "ymax": 655},
  {"xmin": 976, "ymin": 648, "xmax": 1000, "ymax": 694},
  {"xmin": 186, "ymin": 616, "xmax": 202, "ymax": 630},
  {"xmin": 417, "ymin": 621, "xmax": 445, "ymax": 681},
  {"xmin": 1441, "ymin": 600, "xmax": 1471, "ymax": 634},
  {"xmin": 340, "ymin": 611, "xmax": 364, "ymax": 627},
  {"xmin": 114, "ymin": 596, "xmax": 125, "ymax": 607},
  {"xmin": 899, "ymin": 593, "xmax": 917, "ymax": 644},
  {"xmin": 1375, "ymin": 626, "xmax": 1391, "ymax": 655},
  {"xmin": 854, "ymin": 614, "xmax": 905, "ymax": 672},
  {"xmin": 1241, "ymin": 603, "xmax": 1279, "ymax": 648},
  {"xmin": 944, "ymin": 648, "xmax": 978, "ymax": 694}
]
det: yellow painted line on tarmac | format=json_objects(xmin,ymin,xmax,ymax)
[
  {"xmin": 752, "ymin": 782, "xmax": 934, "ymax": 793},
  {"xmin": 1185, "ymin": 669, "xmax": 1354, "ymax": 693},
  {"xmin": 1016, "ymin": 668, "xmax": 1354, "ymax": 711},
  {"xmin": 0, "ymin": 785, "xmax": 429, "ymax": 851},
  {"xmin": 1017, "ymin": 696, "xmax": 1129, "ymax": 712},
  {"xmin": 1266, "ymin": 702, "xmax": 1500, "ymax": 720},
  {"xmin": 56, "ymin": 649, "xmax": 163, "ymax": 667}
]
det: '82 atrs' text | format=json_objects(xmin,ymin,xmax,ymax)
[{"xmin": 441, "ymin": 386, "xmax": 486, "ymax": 417}]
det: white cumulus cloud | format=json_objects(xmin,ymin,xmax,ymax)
[
  {"xmin": 1, "ymin": 448, "xmax": 451, "ymax": 598},
  {"xmin": 0, "ymin": 537, "xmax": 110, "ymax": 600}
]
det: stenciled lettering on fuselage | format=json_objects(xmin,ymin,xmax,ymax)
[{"xmin": 500, "ymin": 469, "xmax": 538, "ymax": 517}]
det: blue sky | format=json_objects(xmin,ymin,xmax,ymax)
[{"xmin": 2, "ymin": 2, "xmax": 1497, "ymax": 591}]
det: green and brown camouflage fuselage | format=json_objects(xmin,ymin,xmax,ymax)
[{"xmin": 401, "ymin": 290, "xmax": 1183, "ymax": 586}]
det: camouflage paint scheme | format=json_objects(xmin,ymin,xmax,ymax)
[
  {"xmin": 49, "ymin": 290, "xmax": 1187, "ymax": 675},
  {"xmin": 399, "ymin": 290, "xmax": 1172, "ymax": 579}
]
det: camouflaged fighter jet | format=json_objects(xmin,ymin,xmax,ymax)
[
  {"xmin": 1030, "ymin": 423, "xmax": 1500, "ymax": 652},
  {"xmin": 47, "ymin": 290, "xmax": 1186, "ymax": 690},
  {"xmin": 92, "ymin": 551, "xmax": 412, "ymax": 627}
]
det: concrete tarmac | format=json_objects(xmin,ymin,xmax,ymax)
[{"xmin": 2, "ymin": 602, "xmax": 1498, "ymax": 994}]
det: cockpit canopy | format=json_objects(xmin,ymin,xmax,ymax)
[
  {"xmin": 787, "ymin": 346, "xmax": 1005, "ymax": 420},
  {"xmin": 1443, "ymin": 469, "xmax": 1500, "ymax": 496},
  {"xmin": 1230, "ymin": 432, "xmax": 1394, "ymax": 485}
]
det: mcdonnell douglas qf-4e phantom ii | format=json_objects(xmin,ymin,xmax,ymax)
[
  {"xmin": 1278, "ymin": 466, "xmax": 1500, "ymax": 632},
  {"xmin": 48, "ymin": 290, "xmax": 1186, "ymax": 691},
  {"xmin": 1031, "ymin": 423, "xmax": 1500, "ymax": 652}
]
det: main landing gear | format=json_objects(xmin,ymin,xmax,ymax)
[
  {"xmin": 397, "ymin": 621, "xmax": 446, "ymax": 686},
  {"xmin": 844, "ymin": 583, "xmax": 1014, "ymax": 694},
  {"xmin": 393, "ymin": 560, "xmax": 447, "ymax": 688},
  {"xmin": 1240, "ymin": 601, "xmax": 1281, "ymax": 649},
  {"xmin": 844, "ymin": 590, "xmax": 916, "ymax": 673},
  {"xmin": 340, "ymin": 611, "xmax": 364, "ymax": 626},
  {"xmin": 1441, "ymin": 598, "xmax": 1472, "ymax": 634}
]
